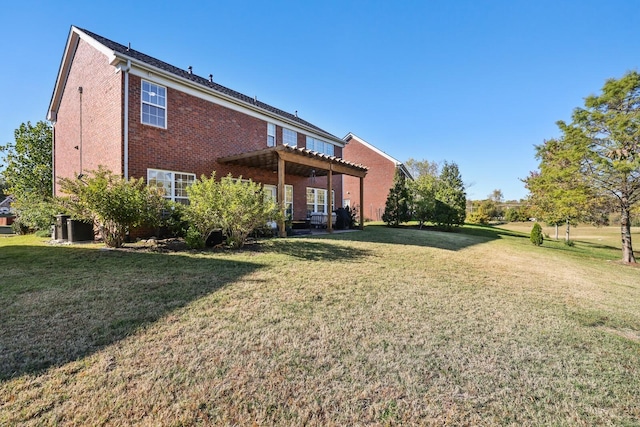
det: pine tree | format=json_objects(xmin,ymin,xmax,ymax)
[{"xmin": 382, "ymin": 170, "xmax": 412, "ymax": 226}]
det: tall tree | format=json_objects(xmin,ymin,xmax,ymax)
[
  {"xmin": 412, "ymin": 171, "xmax": 438, "ymax": 227},
  {"xmin": 0, "ymin": 121, "xmax": 53, "ymax": 199},
  {"xmin": 404, "ymin": 158, "xmax": 439, "ymax": 179},
  {"xmin": 0, "ymin": 121, "xmax": 54, "ymax": 232},
  {"xmin": 435, "ymin": 161, "xmax": 466, "ymax": 227},
  {"xmin": 556, "ymin": 71, "xmax": 640, "ymax": 263},
  {"xmin": 524, "ymin": 137, "xmax": 603, "ymax": 242},
  {"xmin": 382, "ymin": 170, "xmax": 412, "ymax": 226}
]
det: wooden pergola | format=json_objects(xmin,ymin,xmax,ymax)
[{"xmin": 218, "ymin": 145, "xmax": 368, "ymax": 237}]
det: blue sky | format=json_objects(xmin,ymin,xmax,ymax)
[{"xmin": 1, "ymin": 0, "xmax": 637, "ymax": 201}]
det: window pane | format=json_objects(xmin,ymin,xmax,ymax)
[{"xmin": 283, "ymin": 128, "xmax": 297, "ymax": 146}]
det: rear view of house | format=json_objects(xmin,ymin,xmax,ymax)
[{"xmin": 48, "ymin": 26, "xmax": 367, "ymax": 235}]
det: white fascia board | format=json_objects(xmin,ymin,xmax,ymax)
[
  {"xmin": 48, "ymin": 26, "xmax": 119, "ymax": 121},
  {"xmin": 47, "ymin": 28, "xmax": 80, "ymax": 121},
  {"xmin": 112, "ymin": 55, "xmax": 344, "ymax": 147}
]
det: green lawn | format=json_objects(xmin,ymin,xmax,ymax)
[{"xmin": 1, "ymin": 224, "xmax": 639, "ymax": 425}]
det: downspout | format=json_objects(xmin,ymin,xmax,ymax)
[
  {"xmin": 51, "ymin": 122, "xmax": 56, "ymax": 196},
  {"xmin": 123, "ymin": 59, "xmax": 131, "ymax": 179}
]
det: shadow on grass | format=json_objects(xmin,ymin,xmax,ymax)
[
  {"xmin": 0, "ymin": 243, "xmax": 263, "ymax": 381},
  {"xmin": 265, "ymin": 238, "xmax": 373, "ymax": 261},
  {"xmin": 305, "ymin": 224, "xmax": 523, "ymax": 251}
]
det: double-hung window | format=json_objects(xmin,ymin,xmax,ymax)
[
  {"xmin": 141, "ymin": 81, "xmax": 167, "ymax": 128},
  {"xmin": 283, "ymin": 128, "xmax": 297, "ymax": 146},
  {"xmin": 263, "ymin": 184, "xmax": 294, "ymax": 219},
  {"xmin": 267, "ymin": 123, "xmax": 276, "ymax": 147},
  {"xmin": 306, "ymin": 187, "xmax": 334, "ymax": 214},
  {"xmin": 306, "ymin": 136, "xmax": 334, "ymax": 156},
  {"xmin": 147, "ymin": 169, "xmax": 195, "ymax": 204}
]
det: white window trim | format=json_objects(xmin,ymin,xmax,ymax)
[
  {"xmin": 306, "ymin": 187, "xmax": 335, "ymax": 214},
  {"xmin": 141, "ymin": 80, "xmax": 167, "ymax": 129},
  {"xmin": 283, "ymin": 128, "xmax": 297, "ymax": 147},
  {"xmin": 264, "ymin": 184, "xmax": 293, "ymax": 218},
  {"xmin": 267, "ymin": 123, "xmax": 276, "ymax": 147},
  {"xmin": 147, "ymin": 168, "xmax": 195, "ymax": 203},
  {"xmin": 306, "ymin": 136, "xmax": 334, "ymax": 156}
]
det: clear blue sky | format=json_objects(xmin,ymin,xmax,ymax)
[{"xmin": 1, "ymin": 0, "xmax": 637, "ymax": 201}]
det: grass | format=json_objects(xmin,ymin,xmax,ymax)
[{"xmin": 1, "ymin": 224, "xmax": 639, "ymax": 425}]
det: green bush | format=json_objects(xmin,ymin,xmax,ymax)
[
  {"xmin": 185, "ymin": 173, "xmax": 282, "ymax": 248},
  {"xmin": 185, "ymin": 226, "xmax": 205, "ymax": 249},
  {"xmin": 530, "ymin": 222, "xmax": 544, "ymax": 246},
  {"xmin": 58, "ymin": 166, "xmax": 166, "ymax": 248},
  {"xmin": 467, "ymin": 211, "xmax": 490, "ymax": 225},
  {"xmin": 10, "ymin": 193, "xmax": 57, "ymax": 233},
  {"xmin": 160, "ymin": 202, "xmax": 189, "ymax": 238}
]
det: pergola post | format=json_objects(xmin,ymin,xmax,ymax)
[
  {"xmin": 277, "ymin": 155, "xmax": 286, "ymax": 237},
  {"xmin": 327, "ymin": 166, "xmax": 333, "ymax": 233},
  {"xmin": 359, "ymin": 176, "xmax": 364, "ymax": 230}
]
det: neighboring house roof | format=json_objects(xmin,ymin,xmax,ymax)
[
  {"xmin": 343, "ymin": 133, "xmax": 413, "ymax": 180},
  {"xmin": 48, "ymin": 26, "xmax": 345, "ymax": 146},
  {"xmin": 0, "ymin": 196, "xmax": 13, "ymax": 213}
]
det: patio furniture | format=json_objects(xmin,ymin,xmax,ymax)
[{"xmin": 309, "ymin": 212, "xmax": 337, "ymax": 229}]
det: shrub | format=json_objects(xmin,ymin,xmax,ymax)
[
  {"xmin": 467, "ymin": 211, "xmax": 490, "ymax": 225},
  {"xmin": 10, "ymin": 193, "xmax": 57, "ymax": 233},
  {"xmin": 160, "ymin": 202, "xmax": 189, "ymax": 238},
  {"xmin": 185, "ymin": 226, "xmax": 205, "ymax": 249},
  {"xmin": 185, "ymin": 173, "xmax": 282, "ymax": 248},
  {"xmin": 530, "ymin": 222, "xmax": 544, "ymax": 246},
  {"xmin": 58, "ymin": 166, "xmax": 166, "ymax": 248}
]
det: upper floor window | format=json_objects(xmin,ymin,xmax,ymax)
[
  {"xmin": 283, "ymin": 128, "xmax": 297, "ymax": 146},
  {"xmin": 306, "ymin": 136, "xmax": 335, "ymax": 156},
  {"xmin": 267, "ymin": 123, "xmax": 276, "ymax": 147},
  {"xmin": 147, "ymin": 168, "xmax": 195, "ymax": 204},
  {"xmin": 142, "ymin": 81, "xmax": 167, "ymax": 128}
]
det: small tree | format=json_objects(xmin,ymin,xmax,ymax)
[
  {"xmin": 1, "ymin": 121, "xmax": 55, "ymax": 232},
  {"xmin": 382, "ymin": 170, "xmax": 412, "ymax": 226},
  {"xmin": 412, "ymin": 172, "xmax": 438, "ymax": 228},
  {"xmin": 58, "ymin": 166, "xmax": 166, "ymax": 248},
  {"xmin": 530, "ymin": 222, "xmax": 544, "ymax": 246},
  {"xmin": 435, "ymin": 161, "xmax": 466, "ymax": 227}
]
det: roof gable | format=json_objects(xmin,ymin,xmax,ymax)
[
  {"xmin": 343, "ymin": 132, "xmax": 412, "ymax": 179},
  {"xmin": 49, "ymin": 26, "xmax": 343, "ymax": 145}
]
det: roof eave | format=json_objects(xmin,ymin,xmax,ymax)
[{"xmin": 109, "ymin": 51, "xmax": 345, "ymax": 147}]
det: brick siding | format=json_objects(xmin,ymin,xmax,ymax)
[
  {"xmin": 54, "ymin": 39, "xmax": 123, "ymax": 194},
  {"xmin": 342, "ymin": 139, "xmax": 397, "ymax": 221},
  {"xmin": 54, "ymin": 40, "xmax": 345, "ymax": 221}
]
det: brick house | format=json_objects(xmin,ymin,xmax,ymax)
[
  {"xmin": 48, "ymin": 26, "xmax": 367, "ymax": 235},
  {"xmin": 341, "ymin": 133, "xmax": 411, "ymax": 222}
]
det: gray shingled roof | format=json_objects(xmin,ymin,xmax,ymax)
[{"xmin": 77, "ymin": 27, "xmax": 336, "ymax": 139}]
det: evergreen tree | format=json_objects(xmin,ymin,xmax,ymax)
[
  {"xmin": 382, "ymin": 169, "xmax": 412, "ymax": 226},
  {"xmin": 435, "ymin": 161, "xmax": 466, "ymax": 227},
  {"xmin": 530, "ymin": 222, "xmax": 544, "ymax": 246}
]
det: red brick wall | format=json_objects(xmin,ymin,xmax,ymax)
[
  {"xmin": 54, "ymin": 39, "xmax": 123, "ymax": 194},
  {"xmin": 53, "ymin": 40, "xmax": 346, "ymax": 221},
  {"xmin": 127, "ymin": 75, "xmax": 343, "ymax": 220},
  {"xmin": 342, "ymin": 139, "xmax": 398, "ymax": 221}
]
